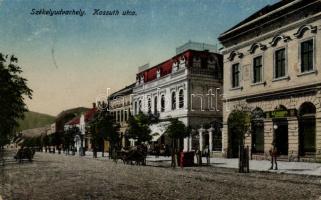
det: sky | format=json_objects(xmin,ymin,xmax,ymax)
[{"xmin": 0, "ymin": 0, "xmax": 279, "ymax": 116}]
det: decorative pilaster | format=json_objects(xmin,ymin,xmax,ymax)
[
  {"xmin": 199, "ymin": 127, "xmax": 204, "ymax": 151},
  {"xmin": 315, "ymin": 117, "xmax": 321, "ymax": 160},
  {"xmin": 222, "ymin": 123, "xmax": 228, "ymax": 157},
  {"xmin": 288, "ymin": 117, "xmax": 299, "ymax": 161},
  {"xmin": 208, "ymin": 127, "xmax": 213, "ymax": 152},
  {"xmin": 189, "ymin": 134, "xmax": 192, "ymax": 151},
  {"xmin": 183, "ymin": 137, "xmax": 189, "ymax": 152},
  {"xmin": 264, "ymin": 120, "xmax": 273, "ymax": 159},
  {"xmin": 244, "ymin": 134, "xmax": 251, "ymax": 148}
]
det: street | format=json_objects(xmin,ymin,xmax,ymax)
[{"xmin": 0, "ymin": 152, "xmax": 321, "ymax": 200}]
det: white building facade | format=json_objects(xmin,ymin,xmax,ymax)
[{"xmin": 132, "ymin": 42, "xmax": 223, "ymax": 153}]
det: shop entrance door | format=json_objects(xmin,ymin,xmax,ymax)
[{"xmin": 273, "ymin": 120, "xmax": 288, "ymax": 155}]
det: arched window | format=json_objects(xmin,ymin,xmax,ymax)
[
  {"xmin": 154, "ymin": 96, "xmax": 158, "ymax": 114},
  {"xmin": 161, "ymin": 95, "xmax": 165, "ymax": 112},
  {"xmin": 148, "ymin": 98, "xmax": 151, "ymax": 113},
  {"xmin": 171, "ymin": 92, "xmax": 176, "ymax": 110},
  {"xmin": 124, "ymin": 110, "xmax": 127, "ymax": 121},
  {"xmin": 134, "ymin": 101, "xmax": 137, "ymax": 115},
  {"xmin": 138, "ymin": 100, "xmax": 142, "ymax": 112},
  {"xmin": 179, "ymin": 89, "xmax": 184, "ymax": 108},
  {"xmin": 299, "ymin": 102, "xmax": 316, "ymax": 156},
  {"xmin": 120, "ymin": 110, "xmax": 124, "ymax": 122}
]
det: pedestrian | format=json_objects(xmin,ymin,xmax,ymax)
[
  {"xmin": 180, "ymin": 149, "xmax": 184, "ymax": 169},
  {"xmin": 269, "ymin": 141, "xmax": 278, "ymax": 170},
  {"xmin": 196, "ymin": 148, "xmax": 202, "ymax": 166},
  {"xmin": 205, "ymin": 146, "xmax": 210, "ymax": 165}
]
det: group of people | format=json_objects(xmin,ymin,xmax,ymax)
[{"xmin": 195, "ymin": 142, "xmax": 279, "ymax": 170}]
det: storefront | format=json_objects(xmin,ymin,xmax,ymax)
[{"xmin": 225, "ymin": 97, "xmax": 321, "ymax": 162}]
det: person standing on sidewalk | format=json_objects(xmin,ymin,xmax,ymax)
[{"xmin": 269, "ymin": 141, "xmax": 278, "ymax": 170}]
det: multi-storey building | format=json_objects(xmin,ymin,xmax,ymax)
[
  {"xmin": 64, "ymin": 104, "xmax": 97, "ymax": 153},
  {"xmin": 108, "ymin": 83, "xmax": 135, "ymax": 147},
  {"xmin": 132, "ymin": 41, "xmax": 223, "ymax": 153},
  {"xmin": 218, "ymin": 0, "xmax": 321, "ymax": 161}
]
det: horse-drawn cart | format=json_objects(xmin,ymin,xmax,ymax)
[
  {"xmin": 119, "ymin": 146, "xmax": 147, "ymax": 165},
  {"xmin": 14, "ymin": 147, "xmax": 35, "ymax": 163}
]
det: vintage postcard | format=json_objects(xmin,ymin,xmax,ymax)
[{"xmin": 1, "ymin": 0, "xmax": 321, "ymax": 199}]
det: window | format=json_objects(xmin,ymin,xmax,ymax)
[
  {"xmin": 301, "ymin": 39, "xmax": 314, "ymax": 73},
  {"xmin": 148, "ymin": 98, "xmax": 151, "ymax": 113},
  {"xmin": 138, "ymin": 100, "xmax": 142, "ymax": 112},
  {"xmin": 179, "ymin": 89, "xmax": 184, "ymax": 108},
  {"xmin": 253, "ymin": 56, "xmax": 263, "ymax": 83},
  {"xmin": 274, "ymin": 48, "xmax": 286, "ymax": 78},
  {"xmin": 120, "ymin": 110, "xmax": 123, "ymax": 122},
  {"xmin": 134, "ymin": 101, "xmax": 137, "ymax": 115},
  {"xmin": 161, "ymin": 95, "xmax": 165, "ymax": 112},
  {"xmin": 111, "ymin": 112, "xmax": 114, "ymax": 121},
  {"xmin": 231, "ymin": 63, "xmax": 240, "ymax": 88},
  {"xmin": 213, "ymin": 131, "xmax": 222, "ymax": 151},
  {"xmin": 201, "ymin": 57, "xmax": 208, "ymax": 69},
  {"xmin": 171, "ymin": 92, "xmax": 176, "ymax": 110},
  {"xmin": 124, "ymin": 110, "xmax": 127, "ymax": 121},
  {"xmin": 154, "ymin": 96, "xmax": 158, "ymax": 114}
]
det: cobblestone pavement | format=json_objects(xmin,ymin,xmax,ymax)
[{"xmin": 1, "ymin": 152, "xmax": 321, "ymax": 200}]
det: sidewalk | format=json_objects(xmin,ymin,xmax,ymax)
[
  {"xmin": 67, "ymin": 151, "xmax": 321, "ymax": 176},
  {"xmin": 145, "ymin": 155, "xmax": 321, "ymax": 176},
  {"xmin": 209, "ymin": 157, "xmax": 321, "ymax": 176}
]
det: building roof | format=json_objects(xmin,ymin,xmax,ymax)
[
  {"xmin": 108, "ymin": 83, "xmax": 135, "ymax": 100},
  {"xmin": 136, "ymin": 49, "xmax": 219, "ymax": 84},
  {"xmin": 65, "ymin": 107, "xmax": 97, "ymax": 126},
  {"xmin": 84, "ymin": 107, "xmax": 97, "ymax": 123},
  {"xmin": 218, "ymin": 0, "xmax": 298, "ymax": 41},
  {"xmin": 66, "ymin": 116, "xmax": 80, "ymax": 126},
  {"xmin": 175, "ymin": 41, "xmax": 218, "ymax": 55}
]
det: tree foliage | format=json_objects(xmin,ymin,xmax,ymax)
[
  {"xmin": 165, "ymin": 118, "xmax": 189, "ymax": 140},
  {"xmin": 227, "ymin": 105, "xmax": 252, "ymax": 173},
  {"xmin": 228, "ymin": 107, "xmax": 251, "ymax": 145},
  {"xmin": 165, "ymin": 118, "xmax": 190, "ymax": 168},
  {"xmin": 64, "ymin": 127, "xmax": 79, "ymax": 150},
  {"xmin": 127, "ymin": 112, "xmax": 152, "ymax": 144},
  {"xmin": 0, "ymin": 54, "xmax": 32, "ymax": 147},
  {"xmin": 88, "ymin": 104, "xmax": 120, "ymax": 157}
]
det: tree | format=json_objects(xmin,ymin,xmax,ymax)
[
  {"xmin": 228, "ymin": 105, "xmax": 251, "ymax": 173},
  {"xmin": 94, "ymin": 104, "xmax": 120, "ymax": 158},
  {"xmin": 64, "ymin": 127, "xmax": 79, "ymax": 154},
  {"xmin": 127, "ymin": 112, "xmax": 152, "ymax": 145},
  {"xmin": 165, "ymin": 118, "xmax": 189, "ymax": 168},
  {"xmin": 0, "ymin": 54, "xmax": 32, "ymax": 148},
  {"xmin": 88, "ymin": 120, "xmax": 99, "ymax": 158}
]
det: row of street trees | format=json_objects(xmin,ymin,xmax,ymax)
[{"xmin": 0, "ymin": 54, "xmax": 32, "ymax": 151}]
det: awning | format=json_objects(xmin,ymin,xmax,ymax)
[{"xmin": 150, "ymin": 122, "xmax": 169, "ymax": 142}]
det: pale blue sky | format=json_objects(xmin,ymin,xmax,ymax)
[{"xmin": 0, "ymin": 0, "xmax": 278, "ymax": 116}]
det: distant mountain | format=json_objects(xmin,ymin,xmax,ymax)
[
  {"xmin": 56, "ymin": 107, "xmax": 90, "ymax": 120},
  {"xmin": 17, "ymin": 111, "xmax": 55, "ymax": 132}
]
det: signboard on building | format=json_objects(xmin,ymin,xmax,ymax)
[{"xmin": 265, "ymin": 109, "xmax": 297, "ymax": 119}]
